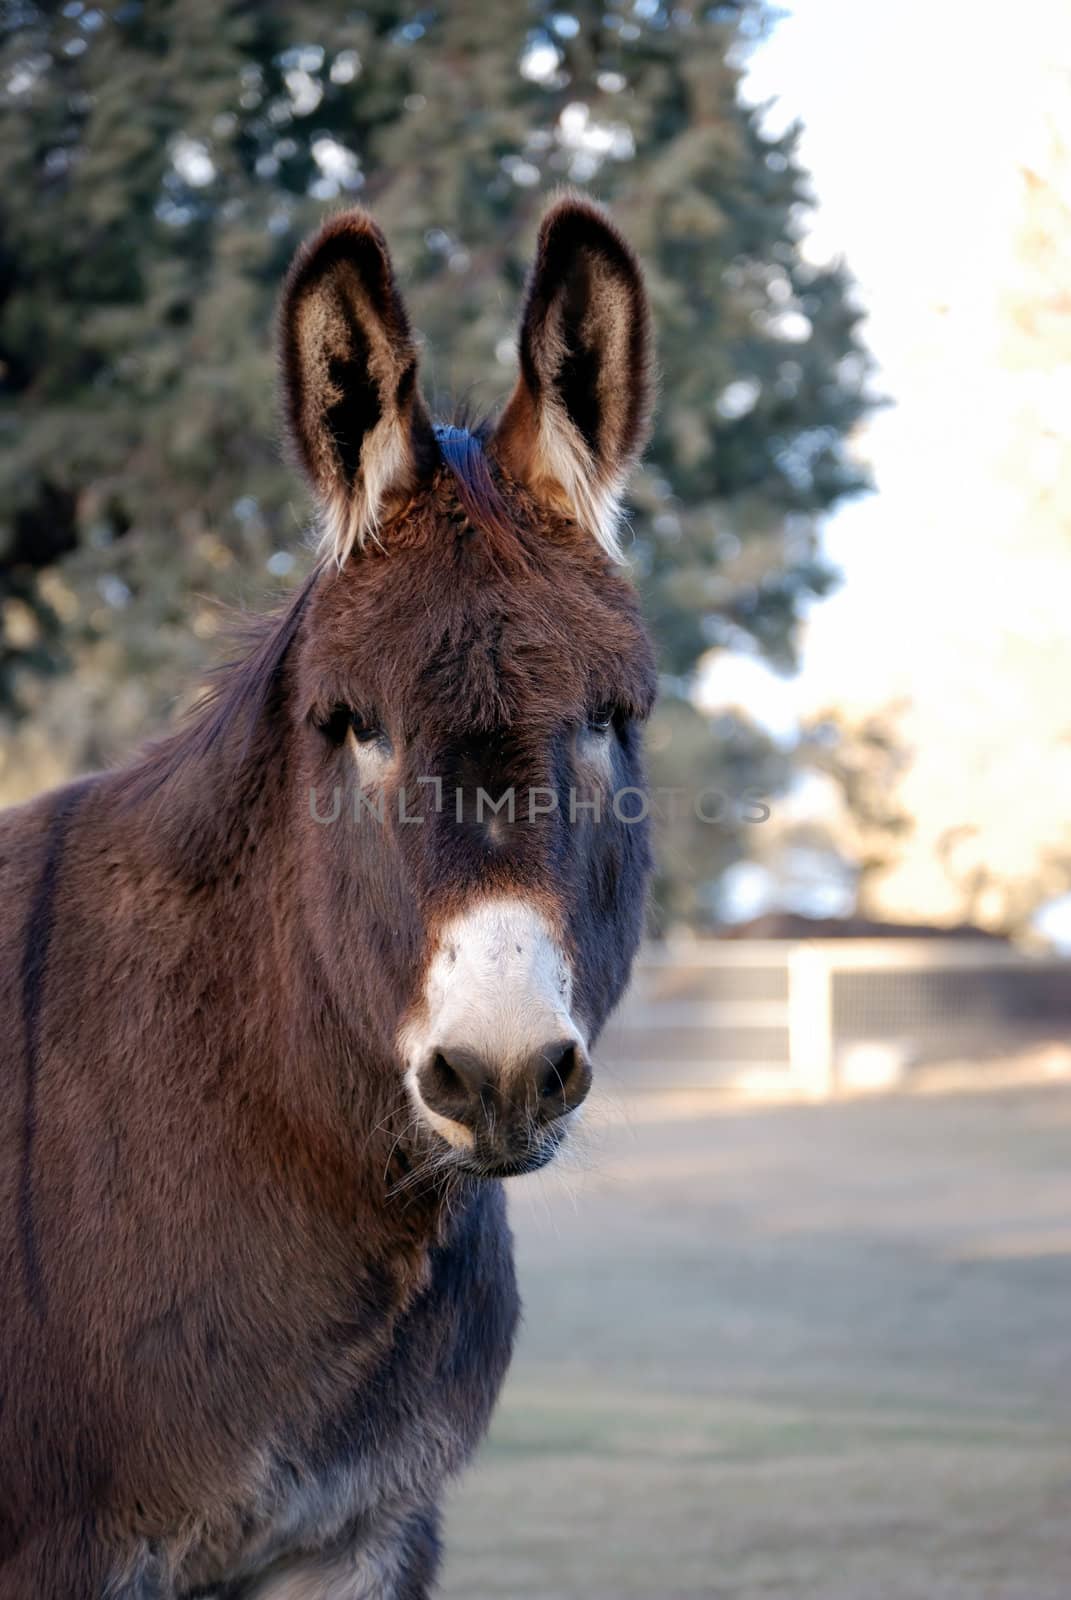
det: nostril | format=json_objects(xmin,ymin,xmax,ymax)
[
  {"xmin": 417, "ymin": 1046, "xmax": 490, "ymax": 1125},
  {"xmin": 429, "ymin": 1051, "xmax": 465, "ymax": 1101},
  {"xmin": 539, "ymin": 1042, "xmax": 578, "ymax": 1098},
  {"xmin": 533, "ymin": 1040, "xmax": 590, "ymax": 1116}
]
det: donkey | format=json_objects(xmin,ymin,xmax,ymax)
[{"xmin": 0, "ymin": 197, "xmax": 656, "ymax": 1598}]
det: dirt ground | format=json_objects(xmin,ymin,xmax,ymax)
[{"xmin": 440, "ymin": 1080, "xmax": 1071, "ymax": 1599}]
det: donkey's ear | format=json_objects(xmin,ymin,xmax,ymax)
[
  {"xmin": 279, "ymin": 210, "xmax": 434, "ymax": 563},
  {"xmin": 492, "ymin": 197, "xmax": 653, "ymax": 559}
]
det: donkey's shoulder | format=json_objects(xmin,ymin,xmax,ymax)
[{"xmin": 0, "ymin": 777, "xmax": 98, "ymax": 1004}]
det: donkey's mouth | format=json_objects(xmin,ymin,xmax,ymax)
[
  {"xmin": 457, "ymin": 1134, "xmax": 564, "ymax": 1181},
  {"xmin": 430, "ymin": 1112, "xmax": 571, "ymax": 1181},
  {"xmin": 402, "ymin": 1010, "xmax": 592, "ymax": 1183}
]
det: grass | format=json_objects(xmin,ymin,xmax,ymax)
[{"xmin": 440, "ymin": 1082, "xmax": 1071, "ymax": 1599}]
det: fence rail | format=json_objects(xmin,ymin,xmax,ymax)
[{"xmin": 600, "ymin": 939, "xmax": 1071, "ymax": 1097}]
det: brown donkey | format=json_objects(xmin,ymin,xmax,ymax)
[{"xmin": 0, "ymin": 199, "xmax": 656, "ymax": 1598}]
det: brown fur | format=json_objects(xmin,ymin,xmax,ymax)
[{"xmin": 0, "ymin": 202, "xmax": 656, "ymax": 1598}]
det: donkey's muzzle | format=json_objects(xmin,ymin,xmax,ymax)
[{"xmin": 417, "ymin": 1038, "xmax": 591, "ymax": 1169}]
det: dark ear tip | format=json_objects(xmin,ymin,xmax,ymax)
[
  {"xmin": 297, "ymin": 206, "xmax": 387, "ymax": 255},
  {"xmin": 533, "ymin": 196, "xmax": 650, "ymax": 333},
  {"xmin": 540, "ymin": 190, "xmax": 614, "ymax": 228},
  {"xmin": 537, "ymin": 192, "xmax": 636, "ymax": 261},
  {"xmin": 280, "ymin": 207, "xmax": 395, "ymax": 312}
]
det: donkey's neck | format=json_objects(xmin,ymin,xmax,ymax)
[
  {"xmin": 108, "ymin": 574, "xmax": 449, "ymax": 1209},
  {"xmin": 116, "ymin": 753, "xmax": 450, "ymax": 1231}
]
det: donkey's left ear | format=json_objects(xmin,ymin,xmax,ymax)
[
  {"xmin": 492, "ymin": 197, "xmax": 654, "ymax": 559},
  {"xmin": 279, "ymin": 209, "xmax": 434, "ymax": 563}
]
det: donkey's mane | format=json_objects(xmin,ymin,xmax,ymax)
[
  {"xmin": 114, "ymin": 567, "xmax": 320, "ymax": 810},
  {"xmin": 433, "ymin": 422, "xmax": 516, "ymax": 543},
  {"xmin": 116, "ymin": 425, "xmax": 513, "ymax": 806}
]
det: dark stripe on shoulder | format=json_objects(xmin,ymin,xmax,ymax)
[{"xmin": 19, "ymin": 781, "xmax": 89, "ymax": 1320}]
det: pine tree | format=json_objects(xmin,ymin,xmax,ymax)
[{"xmin": 0, "ymin": 1, "xmax": 873, "ymax": 919}]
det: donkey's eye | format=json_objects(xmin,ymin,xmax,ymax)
[
  {"xmin": 587, "ymin": 706, "xmax": 615, "ymax": 735},
  {"xmin": 350, "ymin": 710, "xmax": 386, "ymax": 745}
]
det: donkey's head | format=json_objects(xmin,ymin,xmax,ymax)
[{"xmin": 279, "ymin": 200, "xmax": 656, "ymax": 1178}]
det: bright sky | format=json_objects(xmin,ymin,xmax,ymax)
[{"xmin": 701, "ymin": 0, "xmax": 1071, "ymax": 727}]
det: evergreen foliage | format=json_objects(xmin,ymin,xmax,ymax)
[{"xmin": 0, "ymin": 0, "xmax": 872, "ymax": 917}]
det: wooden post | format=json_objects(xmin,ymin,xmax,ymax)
[{"xmin": 787, "ymin": 944, "xmax": 836, "ymax": 1097}]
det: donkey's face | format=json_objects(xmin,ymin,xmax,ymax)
[{"xmin": 280, "ymin": 201, "xmax": 656, "ymax": 1178}]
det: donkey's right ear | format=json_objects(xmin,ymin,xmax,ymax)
[
  {"xmin": 279, "ymin": 210, "xmax": 434, "ymax": 563},
  {"xmin": 491, "ymin": 197, "xmax": 654, "ymax": 560}
]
